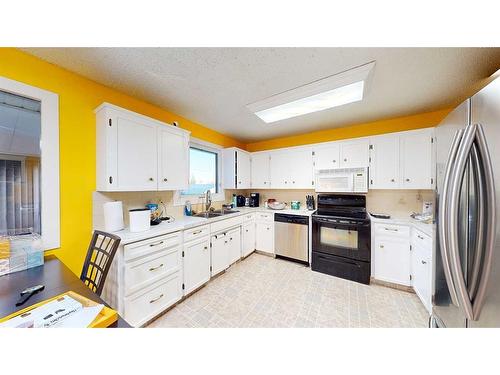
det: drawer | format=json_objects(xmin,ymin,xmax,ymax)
[
  {"xmin": 412, "ymin": 229, "xmax": 432, "ymax": 251},
  {"xmin": 124, "ymin": 272, "xmax": 182, "ymax": 327},
  {"xmin": 124, "ymin": 232, "xmax": 181, "ymax": 262},
  {"xmin": 374, "ymin": 223, "xmax": 410, "ymax": 238},
  {"xmin": 124, "ymin": 245, "xmax": 181, "ymax": 296},
  {"xmin": 183, "ymin": 224, "xmax": 210, "ymax": 243},
  {"xmin": 256, "ymin": 211, "xmax": 274, "ymax": 223},
  {"xmin": 242, "ymin": 213, "xmax": 256, "ymax": 223},
  {"xmin": 210, "ymin": 215, "xmax": 243, "ymax": 233}
]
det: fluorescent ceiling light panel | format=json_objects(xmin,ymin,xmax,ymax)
[
  {"xmin": 255, "ymin": 81, "xmax": 364, "ymax": 123},
  {"xmin": 247, "ymin": 61, "xmax": 375, "ymax": 124}
]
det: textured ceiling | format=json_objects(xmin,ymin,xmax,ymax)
[{"xmin": 23, "ymin": 47, "xmax": 500, "ymax": 142}]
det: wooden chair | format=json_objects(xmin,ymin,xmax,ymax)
[{"xmin": 80, "ymin": 230, "xmax": 121, "ymax": 296}]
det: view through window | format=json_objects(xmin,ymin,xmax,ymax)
[
  {"xmin": 0, "ymin": 90, "xmax": 41, "ymax": 235},
  {"xmin": 181, "ymin": 146, "xmax": 218, "ymax": 196}
]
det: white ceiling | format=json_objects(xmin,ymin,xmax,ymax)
[{"xmin": 23, "ymin": 48, "xmax": 500, "ymax": 143}]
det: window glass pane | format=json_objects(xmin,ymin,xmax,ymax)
[
  {"xmin": 0, "ymin": 90, "xmax": 41, "ymax": 235},
  {"xmin": 181, "ymin": 147, "xmax": 218, "ymax": 196}
]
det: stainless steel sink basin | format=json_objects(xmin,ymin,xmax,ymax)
[
  {"xmin": 193, "ymin": 209, "xmax": 239, "ymax": 218},
  {"xmin": 213, "ymin": 209, "xmax": 240, "ymax": 215}
]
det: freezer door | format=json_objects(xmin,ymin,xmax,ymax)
[
  {"xmin": 432, "ymin": 99, "xmax": 469, "ymax": 328},
  {"xmin": 468, "ymin": 78, "xmax": 500, "ymax": 327}
]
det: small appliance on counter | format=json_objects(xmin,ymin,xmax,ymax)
[
  {"xmin": 249, "ymin": 193, "xmax": 260, "ymax": 207},
  {"xmin": 236, "ymin": 195, "xmax": 246, "ymax": 207},
  {"xmin": 129, "ymin": 208, "xmax": 151, "ymax": 232},
  {"xmin": 306, "ymin": 195, "xmax": 315, "ymax": 210},
  {"xmin": 290, "ymin": 201, "xmax": 300, "ymax": 210},
  {"xmin": 103, "ymin": 201, "xmax": 124, "ymax": 232}
]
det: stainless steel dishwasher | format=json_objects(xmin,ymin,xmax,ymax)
[{"xmin": 274, "ymin": 213, "xmax": 309, "ymax": 264}]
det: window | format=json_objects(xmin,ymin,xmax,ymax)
[
  {"xmin": 174, "ymin": 139, "xmax": 224, "ymax": 205},
  {"xmin": 181, "ymin": 147, "xmax": 219, "ymax": 196},
  {"xmin": 0, "ymin": 91, "xmax": 41, "ymax": 236},
  {"xmin": 0, "ymin": 76, "xmax": 60, "ymax": 250}
]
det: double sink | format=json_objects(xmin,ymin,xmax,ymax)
[{"xmin": 193, "ymin": 209, "xmax": 240, "ymax": 219}]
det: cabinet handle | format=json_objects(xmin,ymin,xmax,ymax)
[
  {"xmin": 149, "ymin": 294, "xmax": 164, "ymax": 304},
  {"xmin": 384, "ymin": 227, "xmax": 398, "ymax": 232},
  {"xmin": 246, "ymin": 229, "xmax": 249, "ymax": 232},
  {"xmin": 192, "ymin": 230, "xmax": 202, "ymax": 235},
  {"xmin": 149, "ymin": 263, "xmax": 164, "ymax": 271},
  {"xmin": 421, "ymin": 260, "xmax": 427, "ymax": 265},
  {"xmin": 266, "ymin": 227, "xmax": 270, "ymax": 230},
  {"xmin": 204, "ymin": 246, "xmax": 208, "ymax": 250},
  {"xmin": 149, "ymin": 177, "xmax": 154, "ymax": 181},
  {"xmin": 406, "ymin": 178, "xmax": 410, "ymax": 182},
  {"xmin": 417, "ymin": 235, "xmax": 424, "ymax": 240},
  {"xmin": 163, "ymin": 178, "xmax": 168, "ymax": 182},
  {"xmin": 284, "ymin": 181, "xmax": 287, "ymax": 184},
  {"xmin": 333, "ymin": 160, "xmax": 336, "ymax": 163},
  {"xmin": 149, "ymin": 240, "xmax": 164, "ymax": 247},
  {"xmin": 109, "ymin": 176, "xmax": 113, "ymax": 184},
  {"xmin": 225, "ymin": 241, "xmax": 228, "ymax": 244},
  {"xmin": 292, "ymin": 181, "xmax": 296, "ymax": 184},
  {"xmin": 238, "ymin": 181, "xmax": 241, "ymax": 184},
  {"xmin": 380, "ymin": 245, "xmax": 384, "ymax": 248},
  {"xmin": 230, "ymin": 237, "xmax": 233, "ymax": 241},
  {"xmin": 391, "ymin": 178, "xmax": 395, "ymax": 182},
  {"xmin": 264, "ymin": 181, "xmax": 267, "ymax": 184},
  {"xmin": 344, "ymin": 158, "xmax": 347, "ymax": 162}
]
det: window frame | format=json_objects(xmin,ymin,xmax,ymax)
[
  {"xmin": 174, "ymin": 137, "xmax": 224, "ymax": 206},
  {"xmin": 0, "ymin": 76, "xmax": 60, "ymax": 250}
]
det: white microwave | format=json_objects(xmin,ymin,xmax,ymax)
[{"xmin": 315, "ymin": 167, "xmax": 368, "ymax": 193}]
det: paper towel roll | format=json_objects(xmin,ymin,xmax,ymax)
[{"xmin": 103, "ymin": 201, "xmax": 124, "ymax": 232}]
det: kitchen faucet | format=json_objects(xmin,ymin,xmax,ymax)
[{"xmin": 205, "ymin": 189, "xmax": 212, "ymax": 212}]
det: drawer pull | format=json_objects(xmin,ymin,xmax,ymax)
[
  {"xmin": 149, "ymin": 263, "xmax": 164, "ymax": 271},
  {"xmin": 417, "ymin": 235, "xmax": 424, "ymax": 240},
  {"xmin": 421, "ymin": 260, "xmax": 427, "ymax": 265},
  {"xmin": 149, "ymin": 240, "xmax": 165, "ymax": 247},
  {"xmin": 149, "ymin": 294, "xmax": 164, "ymax": 304},
  {"xmin": 380, "ymin": 245, "xmax": 384, "ymax": 248},
  {"xmin": 384, "ymin": 227, "xmax": 398, "ymax": 232},
  {"xmin": 192, "ymin": 230, "xmax": 203, "ymax": 235},
  {"xmin": 204, "ymin": 246, "xmax": 208, "ymax": 250}
]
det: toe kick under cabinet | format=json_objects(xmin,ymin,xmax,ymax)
[{"xmin": 102, "ymin": 232, "xmax": 183, "ymax": 327}]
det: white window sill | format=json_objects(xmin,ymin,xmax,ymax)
[{"xmin": 173, "ymin": 191, "xmax": 225, "ymax": 207}]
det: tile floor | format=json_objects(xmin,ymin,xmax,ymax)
[{"xmin": 148, "ymin": 253, "xmax": 429, "ymax": 328}]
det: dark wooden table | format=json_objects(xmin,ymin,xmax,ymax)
[{"xmin": 0, "ymin": 255, "xmax": 130, "ymax": 328}]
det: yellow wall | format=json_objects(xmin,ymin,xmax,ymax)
[
  {"xmin": 0, "ymin": 48, "xmax": 244, "ymax": 275},
  {"xmin": 246, "ymin": 109, "xmax": 451, "ymax": 151}
]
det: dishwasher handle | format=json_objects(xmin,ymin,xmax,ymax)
[{"xmin": 274, "ymin": 214, "xmax": 308, "ymax": 225}]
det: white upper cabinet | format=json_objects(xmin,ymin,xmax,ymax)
[
  {"xmin": 95, "ymin": 103, "xmax": 190, "ymax": 192},
  {"xmin": 158, "ymin": 126, "xmax": 189, "ymax": 191},
  {"xmin": 222, "ymin": 147, "xmax": 251, "ymax": 189},
  {"xmin": 369, "ymin": 134, "xmax": 400, "ymax": 189},
  {"xmin": 339, "ymin": 139, "xmax": 369, "ymax": 168},
  {"xmin": 251, "ymin": 152, "xmax": 270, "ymax": 188},
  {"xmin": 313, "ymin": 143, "xmax": 340, "ymax": 170},
  {"xmin": 269, "ymin": 147, "xmax": 313, "ymax": 189},
  {"xmin": 400, "ymin": 128, "xmax": 434, "ymax": 189}
]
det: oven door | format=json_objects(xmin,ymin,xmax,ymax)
[{"xmin": 312, "ymin": 216, "xmax": 371, "ymax": 261}]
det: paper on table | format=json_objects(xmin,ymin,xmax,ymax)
[{"xmin": 54, "ymin": 305, "xmax": 104, "ymax": 328}]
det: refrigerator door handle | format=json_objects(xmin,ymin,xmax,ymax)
[
  {"xmin": 438, "ymin": 128, "xmax": 463, "ymax": 307},
  {"xmin": 468, "ymin": 143, "xmax": 485, "ymax": 300},
  {"xmin": 448, "ymin": 123, "xmax": 476, "ymax": 320},
  {"xmin": 471, "ymin": 123, "xmax": 497, "ymax": 320}
]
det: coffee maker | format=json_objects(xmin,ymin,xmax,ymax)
[{"xmin": 249, "ymin": 193, "xmax": 260, "ymax": 207}]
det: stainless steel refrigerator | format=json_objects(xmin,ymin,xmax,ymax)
[{"xmin": 432, "ymin": 75, "xmax": 499, "ymax": 328}]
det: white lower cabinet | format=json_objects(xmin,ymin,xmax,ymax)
[
  {"xmin": 373, "ymin": 223, "xmax": 411, "ymax": 286},
  {"xmin": 411, "ymin": 229, "xmax": 432, "ymax": 313},
  {"xmin": 227, "ymin": 227, "xmax": 241, "ymax": 265},
  {"xmin": 211, "ymin": 232, "xmax": 229, "ymax": 276},
  {"xmin": 182, "ymin": 235, "xmax": 211, "ymax": 295},
  {"xmin": 242, "ymin": 221, "xmax": 256, "ymax": 258},
  {"xmin": 256, "ymin": 222, "xmax": 274, "ymax": 254}
]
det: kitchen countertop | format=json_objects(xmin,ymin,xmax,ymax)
[
  {"xmin": 112, "ymin": 206, "xmax": 316, "ymax": 245},
  {"xmin": 369, "ymin": 214, "xmax": 434, "ymax": 237}
]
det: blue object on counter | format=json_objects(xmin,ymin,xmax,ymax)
[{"xmin": 184, "ymin": 201, "xmax": 192, "ymax": 216}]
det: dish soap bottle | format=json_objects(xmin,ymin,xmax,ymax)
[
  {"xmin": 184, "ymin": 200, "xmax": 192, "ymax": 216},
  {"xmin": 232, "ymin": 194, "xmax": 237, "ymax": 209}
]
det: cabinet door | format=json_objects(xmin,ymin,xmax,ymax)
[
  {"xmin": 288, "ymin": 148, "xmax": 314, "ymax": 189},
  {"xmin": 369, "ymin": 134, "xmax": 400, "ymax": 189},
  {"xmin": 211, "ymin": 234, "xmax": 229, "ymax": 276},
  {"xmin": 314, "ymin": 143, "xmax": 341, "ymax": 170},
  {"xmin": 251, "ymin": 153, "xmax": 270, "ymax": 188},
  {"xmin": 158, "ymin": 127, "xmax": 189, "ymax": 191},
  {"xmin": 374, "ymin": 236, "xmax": 411, "ymax": 286},
  {"xmin": 236, "ymin": 151, "xmax": 251, "ymax": 189},
  {"xmin": 227, "ymin": 227, "xmax": 241, "ymax": 265},
  {"xmin": 183, "ymin": 237, "xmax": 211, "ymax": 295},
  {"xmin": 242, "ymin": 222, "xmax": 255, "ymax": 257},
  {"xmin": 340, "ymin": 139, "xmax": 369, "ymax": 168},
  {"xmin": 116, "ymin": 115, "xmax": 158, "ymax": 191},
  {"xmin": 269, "ymin": 151, "xmax": 289, "ymax": 188},
  {"xmin": 400, "ymin": 129, "xmax": 434, "ymax": 189},
  {"xmin": 412, "ymin": 243, "xmax": 432, "ymax": 312},
  {"xmin": 256, "ymin": 222, "xmax": 274, "ymax": 254}
]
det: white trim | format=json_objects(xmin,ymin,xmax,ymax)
[
  {"xmin": 173, "ymin": 137, "xmax": 225, "ymax": 206},
  {"xmin": 0, "ymin": 76, "xmax": 60, "ymax": 251}
]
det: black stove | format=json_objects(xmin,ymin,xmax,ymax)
[{"xmin": 311, "ymin": 194, "xmax": 371, "ymax": 284}]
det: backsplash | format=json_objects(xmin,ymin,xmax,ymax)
[{"xmin": 93, "ymin": 188, "xmax": 435, "ymax": 230}]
